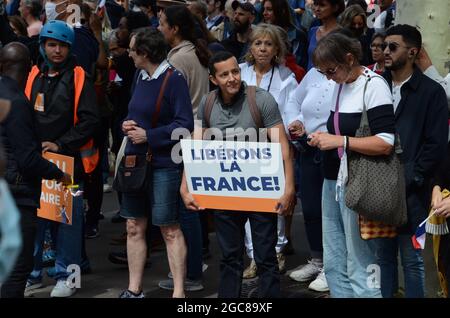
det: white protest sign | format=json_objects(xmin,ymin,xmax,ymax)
[{"xmin": 181, "ymin": 140, "xmax": 285, "ymax": 213}]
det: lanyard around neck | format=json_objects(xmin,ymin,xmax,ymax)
[{"xmin": 255, "ymin": 65, "xmax": 275, "ymax": 92}]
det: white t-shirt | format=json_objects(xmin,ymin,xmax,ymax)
[
  {"xmin": 392, "ymin": 75, "xmax": 412, "ymax": 112},
  {"xmin": 329, "ymin": 67, "xmax": 395, "ymax": 146}
]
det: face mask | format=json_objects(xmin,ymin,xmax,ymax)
[
  {"xmin": 351, "ymin": 27, "xmax": 364, "ymax": 38},
  {"xmin": 45, "ymin": 1, "xmax": 67, "ymax": 21}
]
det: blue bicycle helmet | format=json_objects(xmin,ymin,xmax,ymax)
[{"xmin": 39, "ymin": 20, "xmax": 75, "ymax": 47}]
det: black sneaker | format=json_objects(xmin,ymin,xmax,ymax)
[
  {"xmin": 119, "ymin": 289, "xmax": 145, "ymax": 298},
  {"xmin": 85, "ymin": 226, "xmax": 100, "ymax": 239}
]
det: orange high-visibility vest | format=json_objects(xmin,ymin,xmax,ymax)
[{"xmin": 25, "ymin": 65, "xmax": 99, "ymax": 174}]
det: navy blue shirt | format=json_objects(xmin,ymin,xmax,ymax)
[{"xmin": 125, "ymin": 65, "xmax": 194, "ymax": 168}]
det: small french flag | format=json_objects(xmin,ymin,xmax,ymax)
[
  {"xmin": 411, "ymin": 222, "xmax": 426, "ymax": 249},
  {"xmin": 411, "ymin": 211, "xmax": 437, "ymax": 250}
]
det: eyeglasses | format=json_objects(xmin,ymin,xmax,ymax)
[
  {"xmin": 127, "ymin": 47, "xmax": 136, "ymax": 53},
  {"xmin": 316, "ymin": 65, "xmax": 339, "ymax": 76},
  {"xmin": 381, "ymin": 42, "xmax": 410, "ymax": 53}
]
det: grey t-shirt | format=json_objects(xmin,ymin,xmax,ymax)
[{"xmin": 197, "ymin": 83, "xmax": 283, "ymax": 141}]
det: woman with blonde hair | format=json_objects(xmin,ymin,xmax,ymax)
[{"xmin": 239, "ymin": 23, "xmax": 298, "ymax": 279}]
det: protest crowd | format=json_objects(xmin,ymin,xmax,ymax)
[{"xmin": 1, "ymin": 0, "xmax": 450, "ymax": 299}]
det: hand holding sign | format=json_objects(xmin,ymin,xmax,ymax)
[
  {"xmin": 58, "ymin": 172, "xmax": 72, "ymax": 186},
  {"xmin": 180, "ymin": 175, "xmax": 204, "ymax": 211},
  {"xmin": 276, "ymin": 189, "xmax": 296, "ymax": 216},
  {"xmin": 42, "ymin": 141, "xmax": 59, "ymax": 153}
]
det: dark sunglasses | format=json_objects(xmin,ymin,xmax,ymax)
[
  {"xmin": 381, "ymin": 42, "xmax": 410, "ymax": 52},
  {"xmin": 316, "ymin": 65, "xmax": 339, "ymax": 76}
]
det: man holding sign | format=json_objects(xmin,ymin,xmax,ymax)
[
  {"xmin": 25, "ymin": 21, "xmax": 99, "ymax": 297},
  {"xmin": 180, "ymin": 51, "xmax": 295, "ymax": 298}
]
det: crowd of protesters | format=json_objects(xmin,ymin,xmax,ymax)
[{"xmin": 1, "ymin": 0, "xmax": 450, "ymax": 299}]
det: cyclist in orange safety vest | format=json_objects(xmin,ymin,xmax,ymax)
[{"xmin": 24, "ymin": 20, "xmax": 100, "ymax": 298}]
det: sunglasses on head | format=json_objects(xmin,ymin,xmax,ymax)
[
  {"xmin": 381, "ymin": 42, "xmax": 411, "ymax": 53},
  {"xmin": 316, "ymin": 65, "xmax": 339, "ymax": 76}
]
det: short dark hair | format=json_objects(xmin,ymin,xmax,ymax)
[
  {"xmin": 132, "ymin": 27, "xmax": 168, "ymax": 64},
  {"xmin": 371, "ymin": 32, "xmax": 385, "ymax": 43},
  {"xmin": 124, "ymin": 11, "xmax": 151, "ymax": 31},
  {"xmin": 385, "ymin": 24, "xmax": 422, "ymax": 51},
  {"xmin": 209, "ymin": 50, "xmax": 235, "ymax": 76},
  {"xmin": 313, "ymin": 0, "xmax": 345, "ymax": 18}
]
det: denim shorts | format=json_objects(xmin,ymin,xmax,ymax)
[{"xmin": 120, "ymin": 167, "xmax": 182, "ymax": 226}]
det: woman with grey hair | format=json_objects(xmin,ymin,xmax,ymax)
[
  {"xmin": 239, "ymin": 23, "xmax": 298, "ymax": 279},
  {"xmin": 307, "ymin": 32, "xmax": 395, "ymax": 297}
]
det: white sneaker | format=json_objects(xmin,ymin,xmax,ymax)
[
  {"xmin": 50, "ymin": 280, "xmax": 77, "ymax": 297},
  {"xmin": 308, "ymin": 269, "xmax": 329, "ymax": 292},
  {"xmin": 289, "ymin": 259, "xmax": 322, "ymax": 282}
]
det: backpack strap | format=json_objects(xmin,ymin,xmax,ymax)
[
  {"xmin": 204, "ymin": 90, "xmax": 217, "ymax": 128},
  {"xmin": 246, "ymin": 86, "xmax": 263, "ymax": 129}
]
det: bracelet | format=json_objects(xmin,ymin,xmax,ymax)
[{"xmin": 345, "ymin": 136, "xmax": 349, "ymax": 151}]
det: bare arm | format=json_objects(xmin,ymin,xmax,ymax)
[
  {"xmin": 308, "ymin": 132, "xmax": 393, "ymax": 156},
  {"xmin": 180, "ymin": 124, "xmax": 206, "ymax": 211},
  {"xmin": 267, "ymin": 123, "xmax": 296, "ymax": 215}
]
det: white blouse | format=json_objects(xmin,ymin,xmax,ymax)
[
  {"xmin": 286, "ymin": 67, "xmax": 334, "ymax": 134},
  {"xmin": 239, "ymin": 63, "xmax": 298, "ymax": 131}
]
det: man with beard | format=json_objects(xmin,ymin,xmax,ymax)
[
  {"xmin": 372, "ymin": 24, "xmax": 448, "ymax": 298},
  {"xmin": 221, "ymin": 0, "xmax": 256, "ymax": 63}
]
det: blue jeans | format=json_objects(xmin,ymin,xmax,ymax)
[
  {"xmin": 371, "ymin": 235, "xmax": 425, "ymax": 298},
  {"xmin": 322, "ymin": 179, "xmax": 381, "ymax": 298},
  {"xmin": 54, "ymin": 191, "xmax": 85, "ymax": 281}
]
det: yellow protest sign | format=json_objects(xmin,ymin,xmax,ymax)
[{"xmin": 37, "ymin": 152, "xmax": 74, "ymax": 224}]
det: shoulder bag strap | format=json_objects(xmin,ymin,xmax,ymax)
[
  {"xmin": 333, "ymin": 84, "xmax": 344, "ymax": 158},
  {"xmin": 146, "ymin": 68, "xmax": 173, "ymax": 160}
]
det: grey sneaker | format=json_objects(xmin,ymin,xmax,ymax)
[
  {"xmin": 119, "ymin": 289, "xmax": 145, "ymax": 298},
  {"xmin": 50, "ymin": 279, "xmax": 76, "ymax": 298},
  {"xmin": 158, "ymin": 278, "xmax": 204, "ymax": 292}
]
